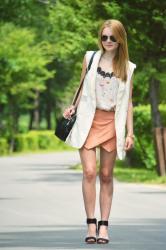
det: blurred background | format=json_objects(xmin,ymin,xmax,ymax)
[{"xmin": 0, "ymin": 0, "xmax": 165, "ymax": 183}]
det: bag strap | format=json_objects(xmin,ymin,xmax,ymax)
[{"xmin": 72, "ymin": 51, "xmax": 96, "ymax": 106}]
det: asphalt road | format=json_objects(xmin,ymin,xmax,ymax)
[{"xmin": 0, "ymin": 151, "xmax": 166, "ymax": 250}]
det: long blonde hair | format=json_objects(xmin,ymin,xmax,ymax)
[{"xmin": 98, "ymin": 19, "xmax": 129, "ymax": 82}]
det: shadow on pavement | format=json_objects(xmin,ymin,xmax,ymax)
[
  {"xmin": 16, "ymin": 172, "xmax": 83, "ymax": 183},
  {"xmin": 15, "ymin": 162, "xmax": 83, "ymax": 184},
  {"xmin": 0, "ymin": 219, "xmax": 166, "ymax": 250}
]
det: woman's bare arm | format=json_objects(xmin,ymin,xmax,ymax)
[
  {"xmin": 124, "ymin": 75, "xmax": 135, "ymax": 150},
  {"xmin": 126, "ymin": 75, "xmax": 134, "ymax": 137}
]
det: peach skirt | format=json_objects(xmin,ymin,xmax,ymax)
[{"xmin": 83, "ymin": 108, "xmax": 116, "ymax": 152}]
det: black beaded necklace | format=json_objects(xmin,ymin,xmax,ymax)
[{"xmin": 97, "ymin": 66, "xmax": 114, "ymax": 79}]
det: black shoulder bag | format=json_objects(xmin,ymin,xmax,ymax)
[{"xmin": 55, "ymin": 51, "xmax": 96, "ymax": 141}]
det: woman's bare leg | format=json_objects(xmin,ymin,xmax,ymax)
[
  {"xmin": 79, "ymin": 146, "xmax": 97, "ymax": 239},
  {"xmin": 98, "ymin": 147, "xmax": 117, "ymax": 242}
]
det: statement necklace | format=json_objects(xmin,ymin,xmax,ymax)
[{"xmin": 97, "ymin": 66, "xmax": 114, "ymax": 79}]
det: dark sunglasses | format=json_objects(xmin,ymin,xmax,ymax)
[{"xmin": 101, "ymin": 35, "xmax": 117, "ymax": 43}]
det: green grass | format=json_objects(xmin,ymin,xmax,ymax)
[
  {"xmin": 71, "ymin": 159, "xmax": 166, "ymax": 185},
  {"xmin": 114, "ymin": 166, "xmax": 166, "ymax": 184}
]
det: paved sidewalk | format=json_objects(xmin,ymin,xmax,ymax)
[{"xmin": 0, "ymin": 151, "xmax": 166, "ymax": 250}]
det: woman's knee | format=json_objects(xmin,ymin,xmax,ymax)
[
  {"xmin": 99, "ymin": 169, "xmax": 113, "ymax": 184},
  {"xmin": 83, "ymin": 167, "xmax": 97, "ymax": 182}
]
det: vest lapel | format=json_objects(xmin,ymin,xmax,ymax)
[
  {"xmin": 88, "ymin": 50, "xmax": 102, "ymax": 99},
  {"xmin": 115, "ymin": 80, "xmax": 126, "ymax": 114},
  {"xmin": 115, "ymin": 63, "xmax": 133, "ymax": 115}
]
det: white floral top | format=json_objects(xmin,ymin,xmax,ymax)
[{"xmin": 95, "ymin": 66, "xmax": 119, "ymax": 111}]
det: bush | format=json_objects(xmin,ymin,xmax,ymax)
[
  {"xmin": 14, "ymin": 134, "xmax": 29, "ymax": 152},
  {"xmin": 0, "ymin": 138, "xmax": 8, "ymax": 155},
  {"xmin": 14, "ymin": 133, "xmax": 38, "ymax": 152},
  {"xmin": 126, "ymin": 104, "xmax": 166, "ymax": 170},
  {"xmin": 38, "ymin": 133, "xmax": 51, "ymax": 149},
  {"xmin": 13, "ymin": 130, "xmax": 73, "ymax": 152}
]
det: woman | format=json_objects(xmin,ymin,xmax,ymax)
[{"xmin": 63, "ymin": 19, "xmax": 136, "ymax": 244}]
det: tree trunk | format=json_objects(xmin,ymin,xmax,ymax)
[
  {"xmin": 8, "ymin": 96, "xmax": 19, "ymax": 153},
  {"xmin": 149, "ymin": 78, "xmax": 162, "ymax": 127},
  {"xmin": 45, "ymin": 79, "xmax": 52, "ymax": 130},
  {"xmin": 29, "ymin": 109, "xmax": 34, "ymax": 130},
  {"xmin": 149, "ymin": 78, "xmax": 166, "ymax": 176},
  {"xmin": 0, "ymin": 104, "xmax": 3, "ymax": 132},
  {"xmin": 33, "ymin": 90, "xmax": 40, "ymax": 130}
]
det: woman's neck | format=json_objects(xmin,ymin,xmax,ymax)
[{"xmin": 102, "ymin": 50, "xmax": 116, "ymax": 61}]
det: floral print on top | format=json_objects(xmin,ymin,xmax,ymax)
[{"xmin": 95, "ymin": 66, "xmax": 119, "ymax": 111}]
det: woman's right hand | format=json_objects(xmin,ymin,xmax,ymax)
[{"xmin": 63, "ymin": 105, "xmax": 76, "ymax": 119}]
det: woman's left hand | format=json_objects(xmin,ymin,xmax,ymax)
[{"xmin": 124, "ymin": 136, "xmax": 134, "ymax": 151}]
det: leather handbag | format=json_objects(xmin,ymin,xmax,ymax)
[{"xmin": 55, "ymin": 51, "xmax": 96, "ymax": 141}]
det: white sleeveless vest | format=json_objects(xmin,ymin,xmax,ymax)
[{"xmin": 65, "ymin": 50, "xmax": 136, "ymax": 160}]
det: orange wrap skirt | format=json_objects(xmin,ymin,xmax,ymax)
[{"xmin": 83, "ymin": 108, "xmax": 117, "ymax": 152}]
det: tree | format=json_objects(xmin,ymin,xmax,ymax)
[{"xmin": 0, "ymin": 23, "xmax": 54, "ymax": 150}]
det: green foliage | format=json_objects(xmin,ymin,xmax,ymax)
[
  {"xmin": 0, "ymin": 22, "xmax": 54, "ymax": 139},
  {"xmin": 160, "ymin": 104, "xmax": 166, "ymax": 125},
  {"xmin": 0, "ymin": 0, "xmax": 50, "ymax": 29},
  {"xmin": 0, "ymin": 23, "xmax": 53, "ymax": 102},
  {"xmin": 38, "ymin": 133, "xmax": 51, "ymax": 149},
  {"xmin": 14, "ymin": 133, "xmax": 38, "ymax": 151},
  {"xmin": 0, "ymin": 138, "xmax": 9, "ymax": 155},
  {"xmin": 127, "ymin": 104, "xmax": 166, "ymax": 169},
  {"xmin": 128, "ymin": 105, "xmax": 155, "ymax": 169},
  {"xmin": 13, "ymin": 130, "xmax": 73, "ymax": 153}
]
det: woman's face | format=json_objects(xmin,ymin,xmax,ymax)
[{"xmin": 101, "ymin": 27, "xmax": 119, "ymax": 52}]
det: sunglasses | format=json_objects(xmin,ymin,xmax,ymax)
[{"xmin": 101, "ymin": 35, "xmax": 117, "ymax": 43}]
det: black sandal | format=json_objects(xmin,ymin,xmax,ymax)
[
  {"xmin": 85, "ymin": 218, "xmax": 97, "ymax": 244},
  {"xmin": 97, "ymin": 220, "xmax": 109, "ymax": 244}
]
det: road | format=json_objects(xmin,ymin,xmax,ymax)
[{"xmin": 0, "ymin": 151, "xmax": 166, "ymax": 250}]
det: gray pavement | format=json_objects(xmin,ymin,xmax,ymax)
[{"xmin": 0, "ymin": 151, "xmax": 166, "ymax": 250}]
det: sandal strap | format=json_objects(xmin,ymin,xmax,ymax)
[
  {"xmin": 98, "ymin": 220, "xmax": 108, "ymax": 231},
  {"xmin": 98, "ymin": 220, "xmax": 108, "ymax": 226},
  {"xmin": 87, "ymin": 218, "xmax": 97, "ymax": 224}
]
